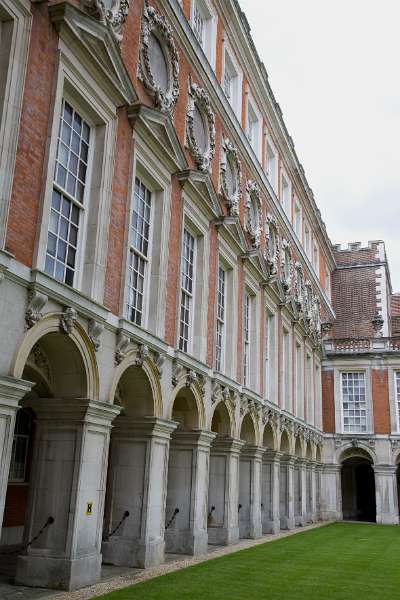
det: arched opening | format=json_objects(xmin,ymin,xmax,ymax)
[
  {"xmin": 294, "ymin": 437, "xmax": 302, "ymax": 525},
  {"xmin": 1, "ymin": 332, "xmax": 96, "ymax": 588},
  {"xmin": 261, "ymin": 423, "xmax": 277, "ymax": 534},
  {"xmin": 341, "ymin": 452, "xmax": 376, "ymax": 522},
  {"xmin": 238, "ymin": 414, "xmax": 257, "ymax": 539},
  {"xmin": 208, "ymin": 402, "xmax": 233, "ymax": 545},
  {"xmin": 102, "ymin": 364, "xmax": 157, "ymax": 568},
  {"xmin": 165, "ymin": 387, "xmax": 205, "ymax": 555},
  {"xmin": 279, "ymin": 430, "xmax": 291, "ymax": 528}
]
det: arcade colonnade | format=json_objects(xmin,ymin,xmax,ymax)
[{"xmin": 0, "ymin": 316, "xmax": 323, "ymax": 591}]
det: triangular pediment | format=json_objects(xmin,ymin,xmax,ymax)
[
  {"xmin": 49, "ymin": 3, "xmax": 136, "ymax": 106},
  {"xmin": 129, "ymin": 104, "xmax": 188, "ymax": 172},
  {"xmin": 177, "ymin": 170, "xmax": 222, "ymax": 219}
]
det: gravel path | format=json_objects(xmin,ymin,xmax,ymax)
[{"xmin": 52, "ymin": 521, "xmax": 331, "ymax": 600}]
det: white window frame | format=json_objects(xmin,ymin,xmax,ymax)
[
  {"xmin": 191, "ymin": 0, "xmax": 217, "ymax": 69},
  {"xmin": 0, "ymin": 0, "xmax": 31, "ymax": 248},
  {"xmin": 221, "ymin": 39, "xmax": 243, "ymax": 119},
  {"xmin": 325, "ymin": 267, "xmax": 331, "ymax": 299},
  {"xmin": 333, "ymin": 366, "xmax": 373, "ymax": 434},
  {"xmin": 179, "ymin": 226, "xmax": 197, "ymax": 355},
  {"xmin": 306, "ymin": 351, "xmax": 314, "ymax": 426},
  {"xmin": 340, "ymin": 371, "xmax": 368, "ymax": 434},
  {"xmin": 35, "ymin": 49, "xmax": 117, "ymax": 302},
  {"xmin": 215, "ymin": 263, "xmax": 226, "ymax": 373},
  {"xmin": 125, "ymin": 175, "xmax": 154, "ymax": 328},
  {"xmin": 265, "ymin": 295, "xmax": 278, "ymax": 404},
  {"xmin": 281, "ymin": 320, "xmax": 292, "ymax": 412},
  {"xmin": 304, "ymin": 221, "xmax": 311, "ymax": 259},
  {"xmin": 295, "ymin": 337, "xmax": 303, "ymax": 419},
  {"xmin": 280, "ymin": 169, "xmax": 291, "ymax": 216},
  {"xmin": 312, "ymin": 241, "xmax": 319, "ymax": 273},
  {"xmin": 246, "ymin": 91, "xmax": 262, "ymax": 161},
  {"xmin": 265, "ymin": 134, "xmax": 278, "ymax": 194},
  {"xmin": 293, "ymin": 198, "xmax": 302, "ymax": 239},
  {"xmin": 217, "ymin": 236, "xmax": 238, "ymax": 380},
  {"xmin": 243, "ymin": 291, "xmax": 251, "ymax": 388}
]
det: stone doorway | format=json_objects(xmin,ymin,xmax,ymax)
[{"xmin": 341, "ymin": 456, "xmax": 376, "ymax": 522}]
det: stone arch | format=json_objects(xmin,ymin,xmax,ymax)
[
  {"xmin": 305, "ymin": 440, "xmax": 313, "ymax": 460},
  {"xmin": 294, "ymin": 435, "xmax": 303, "ymax": 458},
  {"xmin": 262, "ymin": 421, "xmax": 277, "ymax": 450},
  {"xmin": 239, "ymin": 412, "xmax": 257, "ymax": 445},
  {"xmin": 279, "ymin": 429, "xmax": 291, "ymax": 455},
  {"xmin": 110, "ymin": 351, "xmax": 162, "ymax": 418},
  {"xmin": 340, "ymin": 447, "xmax": 376, "ymax": 522},
  {"xmin": 11, "ymin": 312, "xmax": 98, "ymax": 401},
  {"xmin": 337, "ymin": 443, "xmax": 377, "ymax": 465},
  {"xmin": 210, "ymin": 401, "xmax": 235, "ymax": 437},
  {"xmin": 170, "ymin": 383, "xmax": 204, "ymax": 430}
]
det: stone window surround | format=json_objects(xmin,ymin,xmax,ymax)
[
  {"xmin": 221, "ymin": 37, "xmax": 242, "ymax": 119},
  {"xmin": 121, "ymin": 140, "xmax": 172, "ymax": 338},
  {"xmin": 243, "ymin": 272, "xmax": 260, "ymax": 395},
  {"xmin": 245, "ymin": 88, "xmax": 262, "ymax": 162},
  {"xmin": 305, "ymin": 344, "xmax": 316, "ymax": 427},
  {"xmin": 315, "ymin": 359, "xmax": 322, "ymax": 430},
  {"xmin": 293, "ymin": 196, "xmax": 302, "ymax": 239},
  {"xmin": 216, "ymin": 236, "xmax": 238, "ymax": 381},
  {"xmin": 281, "ymin": 314, "xmax": 292, "ymax": 412},
  {"xmin": 265, "ymin": 292, "xmax": 278, "ymax": 405},
  {"xmin": 280, "ymin": 167, "xmax": 291, "ymax": 217},
  {"xmin": 0, "ymin": 0, "xmax": 31, "ymax": 250},
  {"xmin": 190, "ymin": 0, "xmax": 217, "ymax": 70},
  {"xmin": 333, "ymin": 363, "xmax": 374, "ymax": 435},
  {"xmin": 34, "ymin": 45, "xmax": 117, "ymax": 304},
  {"xmin": 264, "ymin": 131, "xmax": 278, "ymax": 194},
  {"xmin": 387, "ymin": 364, "xmax": 400, "ymax": 434},
  {"xmin": 178, "ymin": 194, "xmax": 210, "ymax": 363},
  {"xmin": 294, "ymin": 332, "xmax": 304, "ymax": 420}
]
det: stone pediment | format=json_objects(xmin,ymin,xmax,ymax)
[
  {"xmin": 128, "ymin": 104, "xmax": 188, "ymax": 172},
  {"xmin": 177, "ymin": 170, "xmax": 222, "ymax": 219},
  {"xmin": 214, "ymin": 215, "xmax": 248, "ymax": 255},
  {"xmin": 49, "ymin": 2, "xmax": 136, "ymax": 106}
]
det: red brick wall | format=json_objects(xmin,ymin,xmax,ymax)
[
  {"xmin": 5, "ymin": 3, "xmax": 58, "ymax": 266},
  {"xmin": 322, "ymin": 369, "xmax": 335, "ymax": 433},
  {"xmin": 103, "ymin": 109, "xmax": 132, "ymax": 314},
  {"xmin": 372, "ymin": 368, "xmax": 390, "ymax": 434}
]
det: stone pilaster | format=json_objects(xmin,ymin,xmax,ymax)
[
  {"xmin": 15, "ymin": 397, "xmax": 120, "ymax": 591},
  {"xmin": 208, "ymin": 437, "xmax": 244, "ymax": 545},
  {"xmin": 239, "ymin": 445, "xmax": 264, "ymax": 539},
  {"xmin": 262, "ymin": 450, "xmax": 281, "ymax": 534},
  {"xmin": 373, "ymin": 465, "xmax": 399, "ymax": 525},
  {"xmin": 320, "ymin": 463, "xmax": 342, "ymax": 521},
  {"xmin": 279, "ymin": 455, "xmax": 296, "ymax": 530},
  {"xmin": 102, "ymin": 417, "xmax": 177, "ymax": 568},
  {"xmin": 165, "ymin": 430, "xmax": 216, "ymax": 555},
  {"xmin": 310, "ymin": 462, "xmax": 318, "ymax": 522},
  {"xmin": 297, "ymin": 459, "xmax": 307, "ymax": 527}
]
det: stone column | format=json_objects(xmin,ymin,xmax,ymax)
[
  {"xmin": 262, "ymin": 450, "xmax": 281, "ymax": 534},
  {"xmin": 102, "ymin": 417, "xmax": 177, "ymax": 568},
  {"xmin": 298, "ymin": 459, "xmax": 307, "ymax": 527},
  {"xmin": 374, "ymin": 465, "xmax": 399, "ymax": 525},
  {"xmin": 315, "ymin": 463, "xmax": 322, "ymax": 520},
  {"xmin": 280, "ymin": 456, "xmax": 295, "ymax": 530},
  {"xmin": 208, "ymin": 437, "xmax": 244, "ymax": 546},
  {"xmin": 165, "ymin": 430, "xmax": 216, "ymax": 556},
  {"xmin": 0, "ymin": 376, "xmax": 33, "ymax": 533},
  {"xmin": 310, "ymin": 462, "xmax": 318, "ymax": 522},
  {"xmin": 239, "ymin": 445, "xmax": 264, "ymax": 539},
  {"xmin": 320, "ymin": 463, "xmax": 342, "ymax": 521},
  {"xmin": 15, "ymin": 398, "xmax": 120, "ymax": 591}
]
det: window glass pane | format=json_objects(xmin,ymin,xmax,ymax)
[
  {"xmin": 341, "ymin": 372, "xmax": 367, "ymax": 432},
  {"xmin": 179, "ymin": 229, "xmax": 195, "ymax": 352}
]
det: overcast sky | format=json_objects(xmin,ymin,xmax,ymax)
[{"xmin": 239, "ymin": 0, "xmax": 400, "ymax": 291}]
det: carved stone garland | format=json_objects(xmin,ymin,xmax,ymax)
[
  {"xmin": 264, "ymin": 213, "xmax": 280, "ymax": 274},
  {"xmin": 220, "ymin": 138, "xmax": 241, "ymax": 217},
  {"xmin": 82, "ymin": 0, "xmax": 130, "ymax": 45},
  {"xmin": 138, "ymin": 1, "xmax": 180, "ymax": 113},
  {"xmin": 281, "ymin": 239, "xmax": 293, "ymax": 292},
  {"xmin": 186, "ymin": 75, "xmax": 216, "ymax": 172},
  {"xmin": 294, "ymin": 262, "xmax": 304, "ymax": 306},
  {"xmin": 245, "ymin": 180, "xmax": 262, "ymax": 248}
]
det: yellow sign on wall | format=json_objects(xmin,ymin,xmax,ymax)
[{"xmin": 86, "ymin": 501, "xmax": 93, "ymax": 516}]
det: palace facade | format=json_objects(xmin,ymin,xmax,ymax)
[{"xmin": 0, "ymin": 0, "xmax": 399, "ymax": 591}]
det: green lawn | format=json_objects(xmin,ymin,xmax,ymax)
[{"xmin": 97, "ymin": 523, "xmax": 400, "ymax": 600}]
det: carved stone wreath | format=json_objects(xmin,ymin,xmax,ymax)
[
  {"xmin": 245, "ymin": 180, "xmax": 262, "ymax": 248},
  {"xmin": 264, "ymin": 213, "xmax": 280, "ymax": 274},
  {"xmin": 138, "ymin": 1, "xmax": 180, "ymax": 113},
  {"xmin": 220, "ymin": 138, "xmax": 241, "ymax": 216},
  {"xmin": 83, "ymin": 0, "xmax": 130, "ymax": 45},
  {"xmin": 186, "ymin": 75, "xmax": 216, "ymax": 172},
  {"xmin": 294, "ymin": 262, "xmax": 304, "ymax": 306},
  {"xmin": 281, "ymin": 239, "xmax": 293, "ymax": 291}
]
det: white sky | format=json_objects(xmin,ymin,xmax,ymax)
[{"xmin": 238, "ymin": 0, "xmax": 400, "ymax": 291}]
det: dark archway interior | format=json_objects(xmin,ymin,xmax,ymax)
[{"xmin": 341, "ymin": 457, "xmax": 376, "ymax": 522}]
